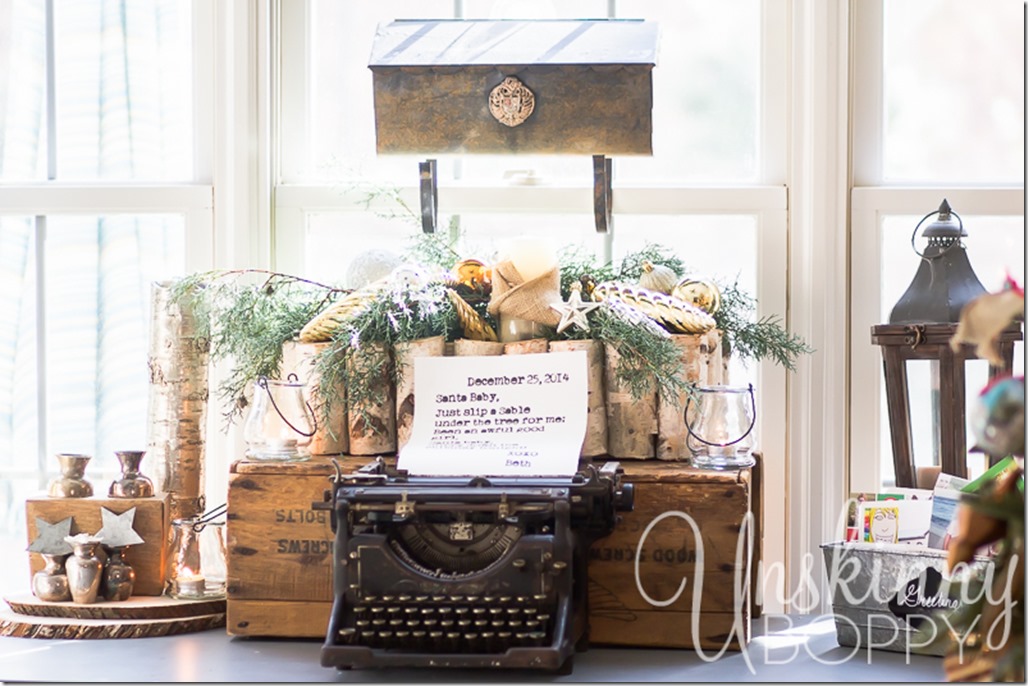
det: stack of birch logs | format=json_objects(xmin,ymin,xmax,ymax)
[{"xmin": 280, "ymin": 330, "xmax": 726, "ymax": 461}]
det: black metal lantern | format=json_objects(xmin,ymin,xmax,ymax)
[
  {"xmin": 871, "ymin": 200, "xmax": 1022, "ymax": 487},
  {"xmin": 889, "ymin": 199, "xmax": 987, "ymax": 324}
]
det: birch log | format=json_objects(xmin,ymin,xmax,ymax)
[
  {"xmin": 656, "ymin": 331, "xmax": 721, "ymax": 461},
  {"xmin": 454, "ymin": 339, "xmax": 504, "ymax": 357},
  {"xmin": 549, "ymin": 339, "xmax": 607, "ymax": 457},
  {"xmin": 503, "ymin": 338, "xmax": 548, "ymax": 355},
  {"xmin": 280, "ymin": 340, "xmax": 347, "ymax": 455},
  {"xmin": 604, "ymin": 344, "xmax": 657, "ymax": 459},
  {"xmin": 347, "ymin": 343, "xmax": 397, "ymax": 456},
  {"xmin": 395, "ymin": 335, "xmax": 446, "ymax": 451},
  {"xmin": 146, "ymin": 281, "xmax": 209, "ymax": 521}
]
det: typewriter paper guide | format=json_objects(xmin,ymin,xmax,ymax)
[{"xmin": 398, "ymin": 351, "xmax": 588, "ymax": 477}]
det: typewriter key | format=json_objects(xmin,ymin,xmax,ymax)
[
  {"xmin": 454, "ymin": 606, "xmax": 470, "ymax": 615},
  {"xmin": 448, "ymin": 595, "xmax": 463, "ymax": 603},
  {"xmin": 498, "ymin": 596, "xmax": 511, "ymax": 604},
  {"xmin": 432, "ymin": 595, "xmax": 447, "ymax": 602},
  {"xmin": 381, "ymin": 595, "xmax": 395, "ymax": 602},
  {"xmin": 474, "ymin": 619, "xmax": 488, "ymax": 628},
  {"xmin": 457, "ymin": 619, "xmax": 471, "ymax": 628},
  {"xmin": 389, "ymin": 618, "xmax": 404, "ymax": 627},
  {"xmin": 505, "ymin": 607, "xmax": 520, "ymax": 615},
  {"xmin": 370, "ymin": 606, "xmax": 386, "ymax": 614},
  {"xmin": 423, "ymin": 618, "xmax": 438, "ymax": 627},
  {"xmin": 438, "ymin": 606, "xmax": 453, "ymax": 615},
  {"xmin": 440, "ymin": 619, "xmax": 454, "ymax": 628},
  {"xmin": 523, "ymin": 607, "xmax": 537, "ymax": 615},
  {"xmin": 488, "ymin": 607, "xmax": 503, "ymax": 615},
  {"xmin": 491, "ymin": 619, "xmax": 505, "ymax": 629},
  {"xmin": 482, "ymin": 595, "xmax": 496, "ymax": 603},
  {"xmin": 415, "ymin": 595, "xmax": 429, "ymax": 603},
  {"xmin": 429, "ymin": 630, "xmax": 443, "ymax": 639},
  {"xmin": 395, "ymin": 630, "xmax": 410, "ymax": 639},
  {"xmin": 533, "ymin": 594, "xmax": 547, "ymax": 603},
  {"xmin": 337, "ymin": 627, "xmax": 356, "ymax": 641},
  {"xmin": 356, "ymin": 619, "xmax": 370, "ymax": 628},
  {"xmin": 412, "ymin": 630, "xmax": 426, "ymax": 638},
  {"xmin": 471, "ymin": 607, "xmax": 487, "ymax": 615},
  {"xmin": 397, "ymin": 594, "xmax": 412, "ymax": 603},
  {"xmin": 404, "ymin": 606, "xmax": 419, "ymax": 615},
  {"xmin": 509, "ymin": 620, "xmax": 523, "ymax": 629},
  {"xmin": 353, "ymin": 605, "xmax": 367, "ymax": 614},
  {"xmin": 465, "ymin": 595, "xmax": 480, "ymax": 603}
]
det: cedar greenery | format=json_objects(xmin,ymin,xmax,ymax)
[
  {"xmin": 170, "ymin": 270, "xmax": 341, "ymax": 426},
  {"xmin": 553, "ymin": 244, "xmax": 813, "ymax": 371},
  {"xmin": 168, "ymin": 240, "xmax": 811, "ymax": 435},
  {"xmin": 313, "ymin": 282, "xmax": 459, "ymax": 434}
]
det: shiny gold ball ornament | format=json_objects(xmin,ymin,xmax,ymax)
[
  {"xmin": 451, "ymin": 259, "xmax": 492, "ymax": 293},
  {"xmin": 638, "ymin": 260, "xmax": 678, "ymax": 295},
  {"xmin": 672, "ymin": 276, "xmax": 722, "ymax": 315}
]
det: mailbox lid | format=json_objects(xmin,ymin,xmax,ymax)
[
  {"xmin": 369, "ymin": 19, "xmax": 658, "ymax": 155},
  {"xmin": 369, "ymin": 19, "xmax": 658, "ymax": 68}
]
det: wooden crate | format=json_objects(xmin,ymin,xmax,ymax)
[
  {"xmin": 226, "ymin": 455, "xmax": 761, "ymax": 646},
  {"xmin": 586, "ymin": 457, "xmax": 761, "ymax": 650},
  {"xmin": 225, "ymin": 456, "xmax": 372, "ymax": 637},
  {"xmin": 26, "ymin": 494, "xmax": 171, "ymax": 596}
]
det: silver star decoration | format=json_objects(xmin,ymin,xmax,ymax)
[
  {"xmin": 95, "ymin": 506, "xmax": 145, "ymax": 548},
  {"xmin": 27, "ymin": 516, "xmax": 74, "ymax": 555},
  {"xmin": 551, "ymin": 282, "xmax": 600, "ymax": 334}
]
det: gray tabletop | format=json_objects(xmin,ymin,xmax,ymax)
[{"xmin": 0, "ymin": 613, "xmax": 944, "ymax": 683}]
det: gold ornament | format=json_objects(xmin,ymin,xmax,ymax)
[
  {"xmin": 593, "ymin": 281, "xmax": 716, "ymax": 334},
  {"xmin": 451, "ymin": 259, "xmax": 492, "ymax": 293},
  {"xmin": 299, "ymin": 290, "xmax": 377, "ymax": 343},
  {"xmin": 672, "ymin": 276, "xmax": 722, "ymax": 315},
  {"xmin": 638, "ymin": 260, "xmax": 678, "ymax": 295},
  {"xmin": 447, "ymin": 289, "xmax": 498, "ymax": 342}
]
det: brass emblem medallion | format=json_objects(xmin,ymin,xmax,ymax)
[{"xmin": 488, "ymin": 76, "xmax": 535, "ymax": 127}]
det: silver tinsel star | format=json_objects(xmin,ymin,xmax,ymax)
[
  {"xmin": 95, "ymin": 506, "xmax": 145, "ymax": 548},
  {"xmin": 551, "ymin": 283, "xmax": 600, "ymax": 334},
  {"xmin": 27, "ymin": 516, "xmax": 74, "ymax": 555}
]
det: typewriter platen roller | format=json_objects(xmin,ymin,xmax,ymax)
[{"xmin": 316, "ymin": 459, "xmax": 633, "ymax": 673}]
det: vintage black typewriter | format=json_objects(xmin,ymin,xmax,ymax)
[{"xmin": 316, "ymin": 458, "xmax": 632, "ymax": 674}]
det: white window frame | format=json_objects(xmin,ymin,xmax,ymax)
[
  {"xmin": 273, "ymin": 0, "xmax": 811, "ymax": 614},
  {"xmin": 0, "ymin": 0, "xmax": 281, "ymax": 505},
  {"xmin": 848, "ymin": 1, "xmax": 1025, "ymax": 495}
]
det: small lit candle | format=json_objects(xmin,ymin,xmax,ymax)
[
  {"xmin": 267, "ymin": 437, "xmax": 298, "ymax": 452},
  {"xmin": 502, "ymin": 236, "xmax": 557, "ymax": 283},
  {"xmin": 175, "ymin": 570, "xmax": 206, "ymax": 598}
]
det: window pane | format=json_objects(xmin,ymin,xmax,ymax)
[
  {"xmin": 883, "ymin": 1, "xmax": 1024, "ymax": 183},
  {"xmin": 0, "ymin": 216, "xmax": 39, "ymax": 483},
  {"xmin": 878, "ymin": 213, "xmax": 1025, "ymax": 486},
  {"xmin": 53, "ymin": 0, "xmax": 193, "ymax": 180},
  {"xmin": 44, "ymin": 215, "xmax": 185, "ymax": 481},
  {"xmin": 304, "ymin": 0, "xmax": 760, "ymax": 184},
  {"xmin": 0, "ymin": 0, "xmax": 47, "ymax": 180},
  {"xmin": 616, "ymin": 0, "xmax": 760, "ymax": 183}
]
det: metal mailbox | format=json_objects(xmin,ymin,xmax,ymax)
[{"xmin": 368, "ymin": 19, "xmax": 658, "ymax": 156}]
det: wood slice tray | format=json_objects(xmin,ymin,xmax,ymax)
[{"xmin": 2, "ymin": 593, "xmax": 226, "ymax": 639}]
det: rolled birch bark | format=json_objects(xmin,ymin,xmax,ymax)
[
  {"xmin": 395, "ymin": 335, "xmax": 446, "ymax": 451},
  {"xmin": 454, "ymin": 339, "xmax": 504, "ymax": 357},
  {"xmin": 503, "ymin": 338, "xmax": 548, "ymax": 355},
  {"xmin": 281, "ymin": 340, "xmax": 347, "ymax": 456},
  {"xmin": 657, "ymin": 332, "xmax": 715, "ymax": 461},
  {"xmin": 549, "ymin": 339, "xmax": 607, "ymax": 457},
  {"xmin": 708, "ymin": 329, "xmax": 725, "ymax": 385},
  {"xmin": 347, "ymin": 343, "xmax": 397, "ymax": 456},
  {"xmin": 145, "ymin": 281, "xmax": 209, "ymax": 521},
  {"xmin": 603, "ymin": 344, "xmax": 657, "ymax": 459}
]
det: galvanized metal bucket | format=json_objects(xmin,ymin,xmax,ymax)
[{"xmin": 820, "ymin": 541, "xmax": 994, "ymax": 657}]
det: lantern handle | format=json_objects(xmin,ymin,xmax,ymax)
[
  {"xmin": 684, "ymin": 384, "xmax": 757, "ymax": 448},
  {"xmin": 910, "ymin": 207, "xmax": 964, "ymax": 260},
  {"xmin": 257, "ymin": 374, "xmax": 319, "ymax": 438}
]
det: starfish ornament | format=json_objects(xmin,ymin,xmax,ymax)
[
  {"xmin": 95, "ymin": 506, "xmax": 145, "ymax": 548},
  {"xmin": 551, "ymin": 283, "xmax": 601, "ymax": 334},
  {"xmin": 27, "ymin": 516, "xmax": 74, "ymax": 555}
]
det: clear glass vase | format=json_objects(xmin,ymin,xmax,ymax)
[
  {"xmin": 166, "ymin": 518, "xmax": 227, "ymax": 600},
  {"xmin": 243, "ymin": 374, "xmax": 317, "ymax": 462},
  {"xmin": 686, "ymin": 384, "xmax": 757, "ymax": 470}
]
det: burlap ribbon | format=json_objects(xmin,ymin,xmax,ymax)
[{"xmin": 487, "ymin": 259, "xmax": 563, "ymax": 327}]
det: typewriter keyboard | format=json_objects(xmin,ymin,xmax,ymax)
[{"xmin": 337, "ymin": 593, "xmax": 554, "ymax": 653}]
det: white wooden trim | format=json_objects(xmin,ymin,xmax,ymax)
[
  {"xmin": 784, "ymin": 0, "xmax": 850, "ymax": 615},
  {"xmin": 275, "ymin": 184, "xmax": 789, "ymax": 214},
  {"xmin": 0, "ymin": 184, "xmax": 213, "ymax": 212},
  {"xmin": 851, "ymin": 187, "xmax": 1024, "ymax": 214},
  {"xmin": 277, "ymin": 0, "xmax": 309, "ymax": 183},
  {"xmin": 850, "ymin": 1, "xmax": 883, "ymax": 186}
]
